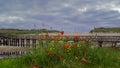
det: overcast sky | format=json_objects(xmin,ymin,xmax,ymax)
[{"xmin": 0, "ymin": 0, "xmax": 120, "ymax": 32}]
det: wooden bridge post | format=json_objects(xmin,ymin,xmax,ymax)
[
  {"xmin": 24, "ymin": 39, "xmax": 26, "ymax": 47},
  {"xmin": 30, "ymin": 39, "xmax": 32, "ymax": 48},
  {"xmin": 13, "ymin": 39, "xmax": 15, "ymax": 46},
  {"xmin": 5, "ymin": 38, "xmax": 8, "ymax": 46},
  {"xmin": 17, "ymin": 39, "xmax": 19, "ymax": 47},
  {"xmin": 10, "ymin": 38, "xmax": 12, "ymax": 46},
  {"xmin": 11, "ymin": 38, "xmax": 14, "ymax": 46},
  {"xmin": 21, "ymin": 39, "xmax": 24, "ymax": 47},
  {"xmin": 98, "ymin": 41, "xmax": 103, "ymax": 47},
  {"xmin": 15, "ymin": 38, "xmax": 17, "ymax": 46},
  {"xmin": 8, "ymin": 38, "xmax": 10, "ymax": 46},
  {"xmin": 3, "ymin": 38, "xmax": 5, "ymax": 46},
  {"xmin": 19, "ymin": 39, "xmax": 21, "ymax": 47},
  {"xmin": 1, "ymin": 38, "xmax": 3, "ymax": 46},
  {"xmin": 21, "ymin": 39, "xmax": 23, "ymax": 47}
]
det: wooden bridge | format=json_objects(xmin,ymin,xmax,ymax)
[
  {"xmin": 0, "ymin": 34, "xmax": 37, "ymax": 47},
  {"xmin": 0, "ymin": 33, "xmax": 120, "ymax": 47}
]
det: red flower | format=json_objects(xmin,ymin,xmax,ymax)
[
  {"xmin": 45, "ymin": 33, "xmax": 49, "ymax": 38},
  {"xmin": 74, "ymin": 35, "xmax": 79, "ymax": 40},
  {"xmin": 60, "ymin": 31, "xmax": 64, "ymax": 35},
  {"xmin": 33, "ymin": 65, "xmax": 37, "ymax": 68},
  {"xmin": 47, "ymin": 50, "xmax": 52, "ymax": 56},
  {"xmin": 54, "ymin": 35, "xmax": 60, "ymax": 40},
  {"xmin": 62, "ymin": 43, "xmax": 70, "ymax": 49},
  {"xmin": 81, "ymin": 57, "xmax": 87, "ymax": 62}
]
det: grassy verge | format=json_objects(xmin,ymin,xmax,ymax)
[{"xmin": 0, "ymin": 34, "xmax": 120, "ymax": 68}]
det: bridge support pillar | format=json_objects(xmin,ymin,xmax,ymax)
[
  {"xmin": 8, "ymin": 39, "xmax": 10, "ymax": 46},
  {"xmin": 16, "ymin": 39, "xmax": 19, "ymax": 47},
  {"xmin": 98, "ymin": 41, "xmax": 103, "ymax": 47},
  {"xmin": 24, "ymin": 39, "xmax": 26, "ymax": 47},
  {"xmin": 10, "ymin": 38, "xmax": 12, "ymax": 46},
  {"xmin": 1, "ymin": 39, "xmax": 3, "ymax": 46},
  {"xmin": 19, "ymin": 39, "xmax": 21, "ymax": 47},
  {"xmin": 30, "ymin": 39, "xmax": 32, "ymax": 48},
  {"xmin": 21, "ymin": 39, "xmax": 24, "ymax": 47}
]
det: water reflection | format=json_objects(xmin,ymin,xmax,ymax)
[{"xmin": 0, "ymin": 51, "xmax": 27, "ymax": 59}]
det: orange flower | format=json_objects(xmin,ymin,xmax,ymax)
[
  {"xmin": 45, "ymin": 33, "xmax": 49, "ymax": 38},
  {"xmin": 33, "ymin": 65, "xmax": 37, "ymax": 68},
  {"xmin": 47, "ymin": 50, "xmax": 52, "ymax": 56},
  {"xmin": 54, "ymin": 35, "xmax": 60, "ymax": 40},
  {"xmin": 74, "ymin": 35, "xmax": 79, "ymax": 40},
  {"xmin": 81, "ymin": 57, "xmax": 87, "ymax": 62},
  {"xmin": 62, "ymin": 43, "xmax": 70, "ymax": 49},
  {"xmin": 60, "ymin": 30, "xmax": 64, "ymax": 35}
]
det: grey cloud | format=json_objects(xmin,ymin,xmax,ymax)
[{"xmin": 0, "ymin": 0, "xmax": 120, "ymax": 32}]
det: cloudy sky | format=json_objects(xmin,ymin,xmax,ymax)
[{"xmin": 0, "ymin": 0, "xmax": 120, "ymax": 32}]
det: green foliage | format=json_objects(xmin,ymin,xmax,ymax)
[
  {"xmin": 0, "ymin": 34, "xmax": 120, "ymax": 68},
  {"xmin": 0, "ymin": 28, "xmax": 59, "ymax": 34},
  {"xmin": 90, "ymin": 27, "xmax": 120, "ymax": 33}
]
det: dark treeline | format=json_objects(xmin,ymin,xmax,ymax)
[
  {"xmin": 90, "ymin": 27, "xmax": 120, "ymax": 33},
  {"xmin": 0, "ymin": 28, "xmax": 59, "ymax": 34}
]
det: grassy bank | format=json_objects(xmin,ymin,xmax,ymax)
[
  {"xmin": 0, "ymin": 28, "xmax": 59, "ymax": 34},
  {"xmin": 90, "ymin": 27, "xmax": 120, "ymax": 33},
  {"xmin": 0, "ymin": 33, "xmax": 120, "ymax": 68}
]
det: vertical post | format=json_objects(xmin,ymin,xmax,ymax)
[
  {"xmin": 16, "ymin": 38, "xmax": 19, "ymax": 47},
  {"xmin": 10, "ymin": 38, "xmax": 12, "ymax": 46},
  {"xmin": 15, "ymin": 39, "xmax": 17, "ymax": 46},
  {"xmin": 13, "ymin": 38, "xmax": 15, "ymax": 46},
  {"xmin": 30, "ymin": 39, "xmax": 32, "ymax": 48},
  {"xmin": 19, "ymin": 39, "xmax": 21, "ymax": 47},
  {"xmin": 8, "ymin": 38, "xmax": 10, "ymax": 46},
  {"xmin": 0, "ymin": 37, "xmax": 1, "ymax": 45},
  {"xmin": 3, "ymin": 38, "xmax": 5, "ymax": 46},
  {"xmin": 21, "ymin": 39, "xmax": 24, "ymax": 47},
  {"xmin": 24, "ymin": 39, "xmax": 26, "ymax": 47},
  {"xmin": 1, "ymin": 38, "xmax": 3, "ymax": 46}
]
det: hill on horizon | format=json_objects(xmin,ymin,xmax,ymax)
[
  {"xmin": 90, "ymin": 27, "xmax": 120, "ymax": 33},
  {"xmin": 0, "ymin": 28, "xmax": 59, "ymax": 34}
]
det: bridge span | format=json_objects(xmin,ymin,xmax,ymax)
[{"xmin": 0, "ymin": 33, "xmax": 120, "ymax": 47}]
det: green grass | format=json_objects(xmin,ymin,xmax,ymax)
[
  {"xmin": 90, "ymin": 27, "xmax": 120, "ymax": 33},
  {"xmin": 0, "ymin": 39, "xmax": 120, "ymax": 68},
  {"xmin": 0, "ymin": 33, "xmax": 120, "ymax": 68},
  {"xmin": 0, "ymin": 28, "xmax": 59, "ymax": 34}
]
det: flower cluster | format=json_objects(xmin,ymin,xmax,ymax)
[{"xmin": 36, "ymin": 30, "xmax": 92, "ymax": 67}]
